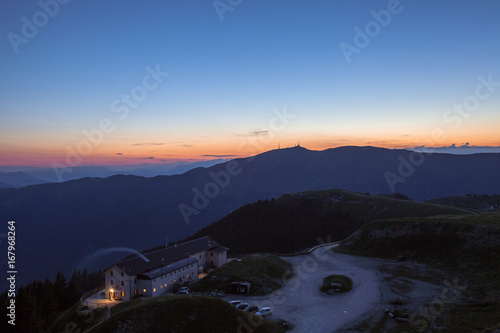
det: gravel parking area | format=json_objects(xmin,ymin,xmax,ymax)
[{"xmin": 225, "ymin": 246, "xmax": 456, "ymax": 332}]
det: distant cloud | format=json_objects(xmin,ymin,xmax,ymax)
[
  {"xmin": 250, "ymin": 130, "xmax": 269, "ymax": 136},
  {"xmin": 181, "ymin": 144, "xmax": 194, "ymax": 148},
  {"xmin": 202, "ymin": 154, "xmax": 236, "ymax": 158},
  {"xmin": 237, "ymin": 130, "xmax": 269, "ymax": 137},
  {"xmin": 139, "ymin": 156, "xmax": 155, "ymax": 159},
  {"xmin": 131, "ymin": 143, "xmax": 165, "ymax": 146},
  {"xmin": 116, "ymin": 153, "xmax": 123, "ymax": 155},
  {"xmin": 403, "ymin": 144, "xmax": 500, "ymax": 155}
]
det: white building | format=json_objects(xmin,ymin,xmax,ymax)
[{"xmin": 103, "ymin": 236, "xmax": 228, "ymax": 301}]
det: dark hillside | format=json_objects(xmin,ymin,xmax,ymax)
[{"xmin": 186, "ymin": 189, "xmax": 470, "ymax": 254}]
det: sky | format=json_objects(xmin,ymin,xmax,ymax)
[{"xmin": 1, "ymin": 0, "xmax": 499, "ymax": 167}]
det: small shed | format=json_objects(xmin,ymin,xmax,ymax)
[{"xmin": 226, "ymin": 281, "xmax": 251, "ymax": 294}]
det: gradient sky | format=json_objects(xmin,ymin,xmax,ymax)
[{"xmin": 1, "ymin": 0, "xmax": 499, "ymax": 167}]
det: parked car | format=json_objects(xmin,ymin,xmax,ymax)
[
  {"xmin": 255, "ymin": 307, "xmax": 272, "ymax": 317},
  {"xmin": 244, "ymin": 305, "xmax": 258, "ymax": 313},
  {"xmin": 236, "ymin": 303, "xmax": 248, "ymax": 310},
  {"xmin": 229, "ymin": 300, "xmax": 241, "ymax": 306},
  {"xmin": 178, "ymin": 290, "xmax": 189, "ymax": 295}
]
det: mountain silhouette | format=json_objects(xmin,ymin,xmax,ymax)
[{"xmin": 0, "ymin": 146, "xmax": 499, "ymax": 287}]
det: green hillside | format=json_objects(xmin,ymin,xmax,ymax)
[
  {"xmin": 186, "ymin": 189, "xmax": 470, "ymax": 254},
  {"xmin": 190, "ymin": 255, "xmax": 294, "ymax": 295}
]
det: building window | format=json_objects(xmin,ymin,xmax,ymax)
[
  {"xmin": 121, "ymin": 281, "xmax": 124, "ymax": 286},
  {"xmin": 111, "ymin": 280, "xmax": 114, "ymax": 285},
  {"xmin": 121, "ymin": 271, "xmax": 124, "ymax": 277},
  {"xmin": 211, "ymin": 252, "xmax": 213, "ymax": 257},
  {"xmin": 199, "ymin": 255, "xmax": 201, "ymax": 259},
  {"xmin": 143, "ymin": 289, "xmax": 146, "ymax": 293},
  {"xmin": 135, "ymin": 279, "xmax": 137, "ymax": 284},
  {"xmin": 154, "ymin": 288, "xmax": 156, "ymax": 293},
  {"xmin": 110, "ymin": 271, "xmax": 113, "ymax": 276}
]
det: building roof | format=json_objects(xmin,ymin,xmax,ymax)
[
  {"xmin": 210, "ymin": 246, "xmax": 229, "ymax": 254},
  {"xmin": 109, "ymin": 236, "xmax": 226, "ymax": 277},
  {"xmin": 137, "ymin": 257, "xmax": 198, "ymax": 280}
]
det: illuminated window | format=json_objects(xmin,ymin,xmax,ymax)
[
  {"xmin": 160, "ymin": 285, "xmax": 162, "ymax": 288},
  {"xmin": 143, "ymin": 289, "xmax": 146, "ymax": 293},
  {"xmin": 154, "ymin": 288, "xmax": 156, "ymax": 293},
  {"xmin": 164, "ymin": 283, "xmax": 167, "ymax": 287},
  {"xmin": 187, "ymin": 274, "xmax": 189, "ymax": 278}
]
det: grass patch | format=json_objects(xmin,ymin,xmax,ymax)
[
  {"xmin": 190, "ymin": 254, "xmax": 294, "ymax": 295},
  {"xmin": 86, "ymin": 295, "xmax": 285, "ymax": 333},
  {"xmin": 320, "ymin": 274, "xmax": 353, "ymax": 294}
]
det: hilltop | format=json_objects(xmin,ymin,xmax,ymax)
[{"xmin": 186, "ymin": 189, "xmax": 470, "ymax": 254}]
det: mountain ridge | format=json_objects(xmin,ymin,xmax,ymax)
[{"xmin": 0, "ymin": 145, "xmax": 499, "ymax": 287}]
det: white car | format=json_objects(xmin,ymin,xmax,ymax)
[
  {"xmin": 229, "ymin": 300, "xmax": 241, "ymax": 306},
  {"xmin": 255, "ymin": 307, "xmax": 272, "ymax": 317}
]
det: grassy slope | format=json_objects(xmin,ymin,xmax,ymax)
[
  {"xmin": 427, "ymin": 194, "xmax": 500, "ymax": 212},
  {"xmin": 85, "ymin": 296, "xmax": 282, "ymax": 333},
  {"xmin": 47, "ymin": 302, "xmax": 108, "ymax": 333},
  {"xmin": 190, "ymin": 255, "xmax": 294, "ymax": 295},
  {"xmin": 336, "ymin": 212, "xmax": 500, "ymax": 332},
  {"xmin": 185, "ymin": 189, "xmax": 469, "ymax": 254}
]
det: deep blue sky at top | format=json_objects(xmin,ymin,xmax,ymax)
[{"xmin": 0, "ymin": 0, "xmax": 499, "ymax": 165}]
